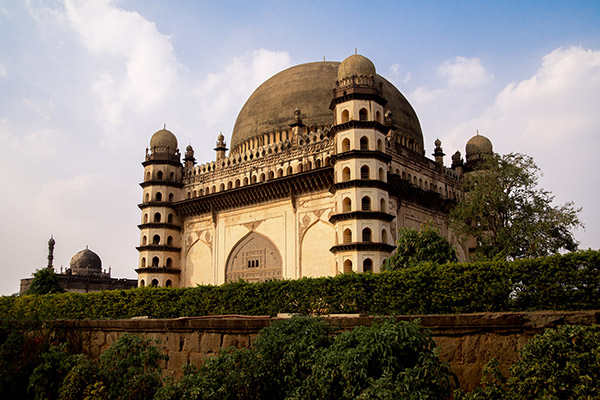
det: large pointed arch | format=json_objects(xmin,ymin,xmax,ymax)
[{"xmin": 225, "ymin": 231, "xmax": 282, "ymax": 283}]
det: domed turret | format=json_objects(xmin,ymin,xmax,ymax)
[
  {"xmin": 466, "ymin": 132, "xmax": 493, "ymax": 162},
  {"xmin": 70, "ymin": 248, "xmax": 102, "ymax": 276},
  {"xmin": 337, "ymin": 54, "xmax": 376, "ymax": 80},
  {"xmin": 150, "ymin": 128, "xmax": 178, "ymax": 151}
]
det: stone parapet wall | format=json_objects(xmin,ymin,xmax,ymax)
[{"xmin": 52, "ymin": 311, "xmax": 600, "ymax": 391}]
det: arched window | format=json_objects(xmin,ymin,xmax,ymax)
[
  {"xmin": 140, "ymin": 279, "xmax": 145, "ymax": 287},
  {"xmin": 382, "ymin": 229, "xmax": 388, "ymax": 244},
  {"xmin": 154, "ymin": 212, "xmax": 161, "ymax": 223},
  {"xmin": 269, "ymin": 171, "xmax": 275, "ymax": 180},
  {"xmin": 402, "ymin": 171, "xmax": 406, "ymax": 180},
  {"xmin": 146, "ymin": 171, "xmax": 151, "ymax": 181},
  {"xmin": 227, "ymin": 181, "xmax": 233, "ymax": 189},
  {"xmin": 145, "ymin": 193, "xmax": 150, "ymax": 202},
  {"xmin": 380, "ymin": 198, "xmax": 386, "ymax": 212},
  {"xmin": 343, "ymin": 259, "xmax": 353, "ymax": 273},
  {"xmin": 155, "ymin": 192, "xmax": 162, "ymax": 201},
  {"xmin": 343, "ymin": 228, "xmax": 352, "ymax": 244},
  {"xmin": 419, "ymin": 178, "xmax": 423, "ymax": 187},
  {"xmin": 377, "ymin": 138, "xmax": 383, "ymax": 152},
  {"xmin": 220, "ymin": 183, "xmax": 225, "ymax": 191},
  {"xmin": 341, "ymin": 109, "xmax": 350, "ymax": 123},
  {"xmin": 376, "ymin": 111, "xmax": 382, "ymax": 123},
  {"xmin": 187, "ymin": 191, "xmax": 191, "ymax": 199},
  {"xmin": 142, "ymin": 236, "xmax": 147, "ymax": 246},
  {"xmin": 141, "ymin": 257, "xmax": 146, "ymax": 268},
  {"xmin": 360, "ymin": 165, "xmax": 370, "ymax": 180},
  {"xmin": 260, "ymin": 173, "xmax": 265, "ymax": 182},
  {"xmin": 169, "ymin": 172, "xmax": 175, "ymax": 181},
  {"xmin": 193, "ymin": 190, "xmax": 197, "ymax": 197},
  {"xmin": 165, "ymin": 280, "xmax": 172, "ymax": 287},
  {"xmin": 297, "ymin": 163, "xmax": 303, "ymax": 173},
  {"xmin": 152, "ymin": 257, "xmax": 159, "ymax": 267},
  {"xmin": 151, "ymin": 279, "xmax": 158, "ymax": 287},
  {"xmin": 167, "ymin": 213, "xmax": 173, "ymax": 224},
  {"xmin": 342, "ymin": 197, "xmax": 352, "ymax": 212},
  {"xmin": 277, "ymin": 169, "xmax": 283, "ymax": 177},
  {"xmin": 243, "ymin": 177, "xmax": 249, "ymax": 185},
  {"xmin": 235, "ymin": 179, "xmax": 240, "ymax": 188},
  {"xmin": 168, "ymin": 193, "xmax": 174, "ymax": 202},
  {"xmin": 379, "ymin": 167, "xmax": 385, "ymax": 181},
  {"xmin": 360, "ymin": 136, "xmax": 369, "ymax": 150},
  {"xmin": 316, "ymin": 159, "xmax": 322, "ymax": 168},
  {"xmin": 287, "ymin": 166, "xmax": 293, "ymax": 175},
  {"xmin": 342, "ymin": 138, "xmax": 351, "ymax": 152},
  {"xmin": 166, "ymin": 258, "xmax": 172, "ymax": 268},
  {"xmin": 363, "ymin": 258, "xmax": 373, "ymax": 273},
  {"xmin": 167, "ymin": 236, "xmax": 173, "ymax": 246},
  {"xmin": 152, "ymin": 234, "xmax": 160, "ymax": 245},
  {"xmin": 342, "ymin": 167, "xmax": 351, "ymax": 182},
  {"xmin": 362, "ymin": 227, "xmax": 372, "ymax": 242},
  {"xmin": 361, "ymin": 196, "xmax": 371, "ymax": 211},
  {"xmin": 359, "ymin": 108, "xmax": 368, "ymax": 121},
  {"xmin": 212, "ymin": 185, "xmax": 216, "ymax": 193},
  {"xmin": 157, "ymin": 171, "xmax": 163, "ymax": 180},
  {"xmin": 143, "ymin": 213, "xmax": 149, "ymax": 223}
]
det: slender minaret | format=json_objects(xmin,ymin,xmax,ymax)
[
  {"xmin": 137, "ymin": 126, "xmax": 184, "ymax": 288},
  {"xmin": 47, "ymin": 236, "xmax": 55, "ymax": 269},
  {"xmin": 328, "ymin": 54, "xmax": 395, "ymax": 274}
]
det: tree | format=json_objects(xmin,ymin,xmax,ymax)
[
  {"xmin": 26, "ymin": 268, "xmax": 65, "ymax": 295},
  {"xmin": 383, "ymin": 221, "xmax": 457, "ymax": 271},
  {"xmin": 450, "ymin": 153, "xmax": 582, "ymax": 260}
]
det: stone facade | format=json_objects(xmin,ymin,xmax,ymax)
[
  {"xmin": 136, "ymin": 54, "xmax": 494, "ymax": 288},
  {"xmin": 52, "ymin": 311, "xmax": 600, "ymax": 391}
]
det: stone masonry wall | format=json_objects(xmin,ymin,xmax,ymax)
[{"xmin": 53, "ymin": 311, "xmax": 600, "ymax": 391}]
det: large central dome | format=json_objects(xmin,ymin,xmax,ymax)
[{"xmin": 231, "ymin": 61, "xmax": 423, "ymax": 151}]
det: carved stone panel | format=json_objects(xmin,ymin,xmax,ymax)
[{"xmin": 225, "ymin": 232, "xmax": 282, "ymax": 283}]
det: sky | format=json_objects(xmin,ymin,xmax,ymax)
[{"xmin": 1, "ymin": 0, "xmax": 599, "ymax": 295}]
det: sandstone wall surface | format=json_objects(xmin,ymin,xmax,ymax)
[{"xmin": 52, "ymin": 310, "xmax": 600, "ymax": 391}]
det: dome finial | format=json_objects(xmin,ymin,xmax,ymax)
[
  {"xmin": 164, "ymin": 122, "xmax": 166, "ymax": 129},
  {"xmin": 355, "ymin": 47, "xmax": 357, "ymax": 55}
]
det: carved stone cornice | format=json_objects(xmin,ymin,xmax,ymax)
[
  {"xmin": 137, "ymin": 223, "xmax": 183, "ymax": 231},
  {"xmin": 329, "ymin": 242, "xmax": 396, "ymax": 254},
  {"xmin": 135, "ymin": 267, "xmax": 181, "ymax": 274},
  {"xmin": 328, "ymin": 211, "xmax": 395, "ymax": 224},
  {"xmin": 174, "ymin": 167, "xmax": 335, "ymax": 217},
  {"xmin": 142, "ymin": 159, "xmax": 182, "ymax": 168},
  {"xmin": 138, "ymin": 201, "xmax": 175, "ymax": 210},
  {"xmin": 331, "ymin": 150, "xmax": 392, "ymax": 164},
  {"xmin": 329, "ymin": 120, "xmax": 390, "ymax": 135},
  {"xmin": 329, "ymin": 179, "xmax": 389, "ymax": 194},
  {"xmin": 136, "ymin": 245, "xmax": 181, "ymax": 253},
  {"xmin": 140, "ymin": 180, "xmax": 184, "ymax": 189}
]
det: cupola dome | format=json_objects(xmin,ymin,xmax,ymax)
[{"xmin": 337, "ymin": 54, "xmax": 376, "ymax": 81}]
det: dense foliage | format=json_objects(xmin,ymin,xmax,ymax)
[
  {"xmin": 455, "ymin": 324, "xmax": 600, "ymax": 399},
  {"xmin": 1, "ymin": 250, "xmax": 598, "ymax": 320},
  {"xmin": 156, "ymin": 317, "xmax": 456, "ymax": 400},
  {"xmin": 383, "ymin": 221, "xmax": 457, "ymax": 271},
  {"xmin": 450, "ymin": 153, "xmax": 583, "ymax": 260},
  {"xmin": 26, "ymin": 268, "xmax": 65, "ymax": 295}
]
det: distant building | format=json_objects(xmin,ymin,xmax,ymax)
[
  {"xmin": 20, "ymin": 237, "xmax": 137, "ymax": 294},
  {"xmin": 136, "ymin": 54, "xmax": 493, "ymax": 288}
]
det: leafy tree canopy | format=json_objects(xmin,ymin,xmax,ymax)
[
  {"xmin": 26, "ymin": 268, "xmax": 65, "ymax": 295},
  {"xmin": 450, "ymin": 153, "xmax": 583, "ymax": 260},
  {"xmin": 383, "ymin": 221, "xmax": 457, "ymax": 271}
]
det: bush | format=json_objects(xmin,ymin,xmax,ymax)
[
  {"xmin": 1, "ymin": 250, "xmax": 599, "ymax": 320},
  {"xmin": 26, "ymin": 268, "xmax": 65, "ymax": 295},
  {"xmin": 456, "ymin": 324, "xmax": 600, "ymax": 399},
  {"xmin": 157, "ymin": 317, "xmax": 456, "ymax": 400}
]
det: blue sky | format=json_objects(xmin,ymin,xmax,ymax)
[{"xmin": 1, "ymin": 0, "xmax": 599, "ymax": 294}]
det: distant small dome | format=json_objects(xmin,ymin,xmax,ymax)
[
  {"xmin": 70, "ymin": 248, "xmax": 102, "ymax": 276},
  {"xmin": 337, "ymin": 54, "xmax": 376, "ymax": 81},
  {"xmin": 434, "ymin": 138, "xmax": 441, "ymax": 147},
  {"xmin": 466, "ymin": 133, "xmax": 493, "ymax": 157},
  {"xmin": 150, "ymin": 128, "xmax": 178, "ymax": 150},
  {"xmin": 48, "ymin": 236, "xmax": 55, "ymax": 246}
]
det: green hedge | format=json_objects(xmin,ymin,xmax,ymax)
[{"xmin": 1, "ymin": 250, "xmax": 599, "ymax": 321}]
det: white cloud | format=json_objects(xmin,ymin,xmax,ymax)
[
  {"xmin": 62, "ymin": 0, "xmax": 181, "ymax": 128},
  {"xmin": 0, "ymin": 64, "xmax": 6, "ymax": 77},
  {"xmin": 195, "ymin": 49, "xmax": 291, "ymax": 128},
  {"xmin": 388, "ymin": 63, "xmax": 411, "ymax": 86},
  {"xmin": 437, "ymin": 56, "xmax": 493, "ymax": 88}
]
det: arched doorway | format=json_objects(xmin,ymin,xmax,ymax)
[{"xmin": 225, "ymin": 232, "xmax": 283, "ymax": 283}]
